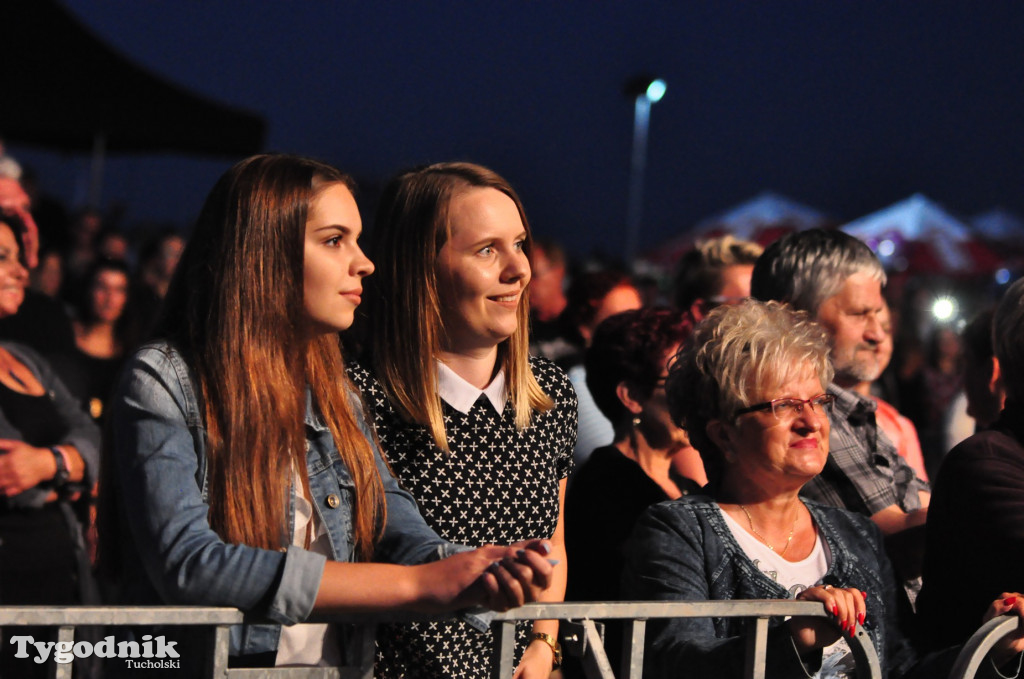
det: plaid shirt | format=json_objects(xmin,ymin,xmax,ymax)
[{"xmin": 801, "ymin": 383, "xmax": 929, "ymax": 516}]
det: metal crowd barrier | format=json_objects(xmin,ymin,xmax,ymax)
[
  {"xmin": 949, "ymin": 615, "xmax": 1023, "ymax": 679},
  {"xmin": 1, "ymin": 599, "xmax": 881, "ymax": 679}
]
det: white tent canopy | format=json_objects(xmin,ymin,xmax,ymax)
[
  {"xmin": 842, "ymin": 194, "xmax": 990, "ymax": 273},
  {"xmin": 692, "ymin": 191, "xmax": 830, "ymax": 239}
]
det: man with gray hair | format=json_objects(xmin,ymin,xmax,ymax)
[{"xmin": 751, "ymin": 229, "xmax": 929, "ymax": 551}]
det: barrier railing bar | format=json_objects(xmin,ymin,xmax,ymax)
[
  {"xmin": 0, "ymin": 605, "xmax": 244, "ymax": 626},
  {"xmin": 210, "ymin": 623, "xmax": 231, "ymax": 679},
  {"xmin": 743, "ymin": 616, "xmax": 769, "ymax": 679},
  {"xmin": 578, "ymin": 618, "xmax": 614, "ymax": 679},
  {"xmin": 0, "ymin": 600, "xmax": 881, "ymax": 678},
  {"xmin": 493, "ymin": 619, "xmax": 517, "ymax": 679},
  {"xmin": 623, "ymin": 618, "xmax": 645, "ymax": 679},
  {"xmin": 949, "ymin": 615, "xmax": 1020, "ymax": 679},
  {"xmin": 54, "ymin": 625, "xmax": 74, "ymax": 679}
]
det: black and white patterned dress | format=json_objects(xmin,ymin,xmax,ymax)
[{"xmin": 348, "ymin": 357, "xmax": 577, "ymax": 679}]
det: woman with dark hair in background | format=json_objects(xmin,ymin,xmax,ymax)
[
  {"xmin": 101, "ymin": 154, "xmax": 554, "ymax": 672},
  {"xmin": 0, "ymin": 212, "xmax": 101, "ymax": 678},
  {"xmin": 71, "ymin": 258, "xmax": 134, "ymax": 423},
  {"xmin": 564, "ymin": 306, "xmax": 703, "ymax": 676},
  {"xmin": 351, "ymin": 162, "xmax": 576, "ymax": 678}
]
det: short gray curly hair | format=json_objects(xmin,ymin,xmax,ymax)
[{"xmin": 666, "ymin": 299, "xmax": 833, "ymax": 489}]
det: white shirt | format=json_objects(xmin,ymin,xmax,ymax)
[
  {"xmin": 437, "ymin": 360, "xmax": 507, "ymax": 415},
  {"xmin": 720, "ymin": 508, "xmax": 854, "ymax": 679},
  {"xmin": 276, "ymin": 470, "xmax": 341, "ymax": 667}
]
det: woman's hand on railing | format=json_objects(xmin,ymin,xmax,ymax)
[
  {"xmin": 788, "ymin": 584, "xmax": 867, "ymax": 652},
  {"xmin": 983, "ymin": 593, "xmax": 1024, "ymax": 668},
  {"xmin": 413, "ymin": 539, "xmax": 555, "ymax": 613}
]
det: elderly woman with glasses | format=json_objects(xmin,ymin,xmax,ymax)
[{"xmin": 622, "ymin": 300, "xmax": 1024, "ymax": 679}]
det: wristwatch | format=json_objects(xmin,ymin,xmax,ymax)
[
  {"xmin": 529, "ymin": 632, "xmax": 562, "ymax": 669},
  {"xmin": 50, "ymin": 446, "xmax": 70, "ymax": 486}
]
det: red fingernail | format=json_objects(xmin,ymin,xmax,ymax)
[
  {"xmin": 1006, "ymin": 597, "xmax": 1017, "ymax": 606},
  {"xmin": 861, "ymin": 591, "xmax": 867, "ymax": 599},
  {"xmin": 831, "ymin": 605, "xmax": 838, "ymax": 616},
  {"xmin": 841, "ymin": 620, "xmax": 848, "ymax": 631},
  {"xmin": 858, "ymin": 612, "xmax": 865, "ymax": 625}
]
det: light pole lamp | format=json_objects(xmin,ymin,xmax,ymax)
[{"xmin": 624, "ymin": 76, "xmax": 666, "ymax": 266}]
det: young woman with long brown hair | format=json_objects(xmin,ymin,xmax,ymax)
[
  {"xmin": 101, "ymin": 154, "xmax": 554, "ymax": 670},
  {"xmin": 349, "ymin": 162, "xmax": 576, "ymax": 678}
]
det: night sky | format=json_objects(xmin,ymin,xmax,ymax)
[{"xmin": 10, "ymin": 1, "xmax": 1024, "ymax": 260}]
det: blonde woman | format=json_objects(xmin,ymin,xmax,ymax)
[{"xmin": 350, "ymin": 162, "xmax": 576, "ymax": 678}]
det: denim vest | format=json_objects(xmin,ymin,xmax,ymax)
[
  {"xmin": 108, "ymin": 342, "xmax": 459, "ymax": 660},
  {"xmin": 622, "ymin": 497, "xmax": 922, "ymax": 678}
]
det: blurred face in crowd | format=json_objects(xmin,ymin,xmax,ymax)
[
  {"xmin": 31, "ymin": 251, "xmax": 63, "ymax": 298},
  {"xmin": 580, "ymin": 284, "xmax": 644, "ymax": 346},
  {"xmin": 0, "ymin": 222, "xmax": 27, "ymax": 318},
  {"xmin": 712, "ymin": 264, "xmax": 755, "ymax": 306},
  {"xmin": 302, "ymin": 183, "xmax": 374, "ymax": 336},
  {"xmin": 638, "ymin": 346, "xmax": 691, "ymax": 454},
  {"xmin": 529, "ymin": 247, "xmax": 565, "ymax": 321},
  {"xmin": 0, "ymin": 178, "xmax": 37, "ymax": 268},
  {"xmin": 435, "ymin": 187, "xmax": 530, "ymax": 355},
  {"xmin": 815, "ymin": 272, "xmax": 886, "ymax": 387},
  {"xmin": 99, "ymin": 233, "xmax": 130, "ymax": 261},
  {"xmin": 158, "ymin": 235, "xmax": 185, "ymax": 279},
  {"xmin": 91, "ymin": 269, "xmax": 130, "ymax": 324}
]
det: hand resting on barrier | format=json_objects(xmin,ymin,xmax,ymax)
[
  {"xmin": 789, "ymin": 584, "xmax": 867, "ymax": 652},
  {"xmin": 982, "ymin": 592, "xmax": 1024, "ymax": 669}
]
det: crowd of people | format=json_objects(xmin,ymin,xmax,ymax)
[{"xmin": 1, "ymin": 150, "xmax": 1023, "ymax": 678}]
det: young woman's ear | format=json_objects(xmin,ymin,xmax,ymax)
[{"xmin": 705, "ymin": 419, "xmax": 736, "ymax": 463}]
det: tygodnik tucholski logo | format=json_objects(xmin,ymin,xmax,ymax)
[{"xmin": 9, "ymin": 633, "xmax": 181, "ymax": 669}]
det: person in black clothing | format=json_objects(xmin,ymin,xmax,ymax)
[
  {"xmin": 918, "ymin": 276, "xmax": 1024, "ymax": 650},
  {"xmin": 0, "ymin": 213, "xmax": 101, "ymax": 678},
  {"xmin": 564, "ymin": 306, "xmax": 703, "ymax": 676}
]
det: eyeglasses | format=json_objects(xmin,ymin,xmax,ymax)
[{"xmin": 734, "ymin": 393, "xmax": 835, "ymax": 421}]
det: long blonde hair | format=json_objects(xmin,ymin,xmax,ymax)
[
  {"xmin": 155, "ymin": 154, "xmax": 385, "ymax": 558},
  {"xmin": 365, "ymin": 162, "xmax": 552, "ymax": 452}
]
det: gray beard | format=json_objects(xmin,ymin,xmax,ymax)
[{"xmin": 833, "ymin": 356, "xmax": 882, "ymax": 385}]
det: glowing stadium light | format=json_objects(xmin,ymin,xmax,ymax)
[{"xmin": 878, "ymin": 239, "xmax": 896, "ymax": 257}]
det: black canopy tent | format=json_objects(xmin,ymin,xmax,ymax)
[{"xmin": 4, "ymin": 0, "xmax": 265, "ymax": 201}]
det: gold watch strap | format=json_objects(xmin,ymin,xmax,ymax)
[{"xmin": 529, "ymin": 632, "xmax": 562, "ymax": 669}]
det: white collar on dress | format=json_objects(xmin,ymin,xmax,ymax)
[{"xmin": 437, "ymin": 360, "xmax": 507, "ymax": 415}]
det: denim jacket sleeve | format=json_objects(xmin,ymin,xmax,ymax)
[
  {"xmin": 622, "ymin": 502, "xmax": 822, "ymax": 679},
  {"xmin": 111, "ymin": 344, "xmax": 326, "ymax": 625}
]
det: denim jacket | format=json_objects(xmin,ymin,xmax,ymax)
[
  {"xmin": 621, "ymin": 497, "xmax": 939, "ymax": 679},
  {"xmin": 109, "ymin": 342, "xmax": 461, "ymax": 660}
]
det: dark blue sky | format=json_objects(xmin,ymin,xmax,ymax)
[{"xmin": 11, "ymin": 2, "xmax": 1024, "ymax": 259}]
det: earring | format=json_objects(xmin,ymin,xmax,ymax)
[{"xmin": 632, "ymin": 415, "xmax": 641, "ymax": 428}]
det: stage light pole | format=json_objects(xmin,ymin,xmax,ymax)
[{"xmin": 624, "ymin": 76, "xmax": 665, "ymax": 266}]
